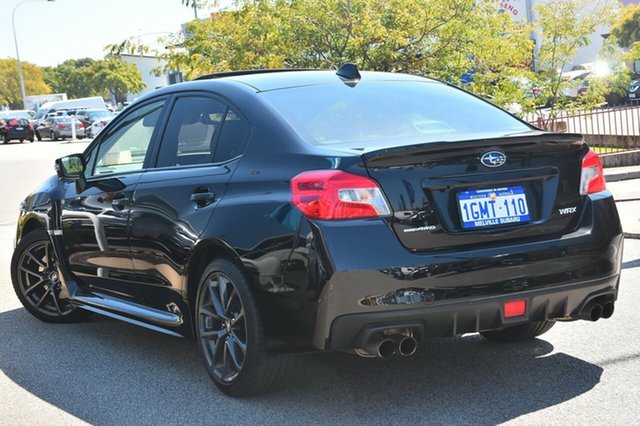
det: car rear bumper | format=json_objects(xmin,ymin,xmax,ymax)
[
  {"xmin": 311, "ymin": 192, "xmax": 623, "ymax": 350},
  {"xmin": 4, "ymin": 130, "xmax": 32, "ymax": 140},
  {"xmin": 325, "ymin": 274, "xmax": 619, "ymax": 350},
  {"xmin": 57, "ymin": 129, "xmax": 85, "ymax": 137}
]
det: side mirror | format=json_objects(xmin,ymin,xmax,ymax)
[{"xmin": 55, "ymin": 154, "xmax": 85, "ymax": 180}]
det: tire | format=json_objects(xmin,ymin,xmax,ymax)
[
  {"xmin": 19, "ymin": 139, "xmax": 24, "ymax": 143},
  {"xmin": 36, "ymin": 131, "xmax": 42, "ymax": 141},
  {"xmin": 3, "ymin": 135, "xmax": 8, "ymax": 144},
  {"xmin": 480, "ymin": 320, "xmax": 555, "ymax": 342},
  {"xmin": 50, "ymin": 131, "xmax": 56, "ymax": 141},
  {"xmin": 11, "ymin": 229, "xmax": 91, "ymax": 323},
  {"xmin": 195, "ymin": 257, "xmax": 290, "ymax": 396}
]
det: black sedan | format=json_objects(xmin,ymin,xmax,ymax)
[
  {"xmin": 1, "ymin": 116, "xmax": 34, "ymax": 143},
  {"xmin": 11, "ymin": 65, "xmax": 623, "ymax": 396}
]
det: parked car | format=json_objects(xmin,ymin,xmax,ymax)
[
  {"xmin": 11, "ymin": 66, "xmax": 623, "ymax": 397},
  {"xmin": 86, "ymin": 117, "xmax": 114, "ymax": 138},
  {"xmin": 74, "ymin": 108, "xmax": 114, "ymax": 128},
  {"xmin": 0, "ymin": 116, "xmax": 34, "ymax": 143},
  {"xmin": 629, "ymin": 78, "xmax": 640, "ymax": 101},
  {"xmin": 36, "ymin": 116, "xmax": 85, "ymax": 140}
]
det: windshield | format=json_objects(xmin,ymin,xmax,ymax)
[{"xmin": 261, "ymin": 81, "xmax": 530, "ymax": 148}]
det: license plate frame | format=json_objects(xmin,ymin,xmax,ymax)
[{"xmin": 457, "ymin": 186, "xmax": 531, "ymax": 229}]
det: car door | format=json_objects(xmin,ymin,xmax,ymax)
[
  {"xmin": 38, "ymin": 117, "xmax": 54, "ymax": 137},
  {"xmin": 60, "ymin": 98, "xmax": 168, "ymax": 301},
  {"xmin": 128, "ymin": 94, "xmax": 250, "ymax": 311}
]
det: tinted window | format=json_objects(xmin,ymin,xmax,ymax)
[
  {"xmin": 156, "ymin": 97, "xmax": 226, "ymax": 167},
  {"xmin": 213, "ymin": 109, "xmax": 250, "ymax": 163},
  {"xmin": 91, "ymin": 100, "xmax": 164, "ymax": 176},
  {"xmin": 261, "ymin": 81, "xmax": 530, "ymax": 148}
]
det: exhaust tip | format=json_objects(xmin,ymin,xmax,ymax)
[
  {"xmin": 602, "ymin": 301, "xmax": 614, "ymax": 319},
  {"xmin": 378, "ymin": 339, "xmax": 396, "ymax": 358},
  {"xmin": 589, "ymin": 303, "xmax": 603, "ymax": 322},
  {"xmin": 398, "ymin": 336, "xmax": 418, "ymax": 357}
]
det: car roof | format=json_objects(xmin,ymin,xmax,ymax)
[
  {"xmin": 132, "ymin": 69, "xmax": 439, "ymax": 107},
  {"xmin": 206, "ymin": 70, "xmax": 434, "ymax": 92}
]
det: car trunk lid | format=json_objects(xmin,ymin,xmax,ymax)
[{"xmin": 360, "ymin": 132, "xmax": 588, "ymax": 251}]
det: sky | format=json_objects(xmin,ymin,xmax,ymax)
[{"xmin": 1, "ymin": 0, "xmax": 223, "ymax": 67}]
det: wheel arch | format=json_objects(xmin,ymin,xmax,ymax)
[
  {"xmin": 16, "ymin": 215, "xmax": 47, "ymax": 247},
  {"xmin": 185, "ymin": 237, "xmax": 244, "ymax": 332}
]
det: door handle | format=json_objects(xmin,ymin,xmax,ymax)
[
  {"xmin": 112, "ymin": 195, "xmax": 129, "ymax": 210},
  {"xmin": 191, "ymin": 191, "xmax": 216, "ymax": 208}
]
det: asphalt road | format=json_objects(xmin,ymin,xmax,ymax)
[{"xmin": 1, "ymin": 141, "xmax": 639, "ymax": 425}]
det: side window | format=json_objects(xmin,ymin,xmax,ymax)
[
  {"xmin": 91, "ymin": 100, "xmax": 165, "ymax": 176},
  {"xmin": 213, "ymin": 108, "xmax": 250, "ymax": 163},
  {"xmin": 156, "ymin": 96, "xmax": 226, "ymax": 167}
]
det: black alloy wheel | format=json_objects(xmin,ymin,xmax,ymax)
[
  {"xmin": 11, "ymin": 230, "xmax": 90, "ymax": 322},
  {"xmin": 199, "ymin": 271, "xmax": 247, "ymax": 383},
  {"xmin": 50, "ymin": 130, "xmax": 56, "ymax": 141},
  {"xmin": 196, "ymin": 258, "xmax": 290, "ymax": 396}
]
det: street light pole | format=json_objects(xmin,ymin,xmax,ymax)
[{"xmin": 11, "ymin": 0, "xmax": 55, "ymax": 110}]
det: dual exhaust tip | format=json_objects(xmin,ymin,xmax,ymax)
[
  {"xmin": 576, "ymin": 300, "xmax": 614, "ymax": 322},
  {"xmin": 363, "ymin": 334, "xmax": 418, "ymax": 358}
]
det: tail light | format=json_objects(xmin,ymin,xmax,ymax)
[
  {"xmin": 57, "ymin": 124, "xmax": 66, "ymax": 129},
  {"xmin": 8, "ymin": 119, "xmax": 18, "ymax": 126},
  {"xmin": 78, "ymin": 123, "xmax": 84, "ymax": 128},
  {"xmin": 291, "ymin": 170, "xmax": 391, "ymax": 220},
  {"xmin": 580, "ymin": 149, "xmax": 606, "ymax": 194},
  {"xmin": 28, "ymin": 124, "xmax": 33, "ymax": 130}
]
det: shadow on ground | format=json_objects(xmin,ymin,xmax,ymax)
[{"xmin": 0, "ymin": 308, "xmax": 602, "ymax": 425}]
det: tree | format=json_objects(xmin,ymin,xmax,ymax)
[
  {"xmin": 528, "ymin": 0, "xmax": 620, "ymax": 123},
  {"xmin": 90, "ymin": 57, "xmax": 146, "ymax": 104},
  {"xmin": 41, "ymin": 57, "xmax": 146, "ymax": 103},
  {"xmin": 610, "ymin": 3, "xmax": 640, "ymax": 48},
  {"xmin": 154, "ymin": 0, "xmax": 533, "ymax": 108},
  {"xmin": 42, "ymin": 58, "xmax": 97, "ymax": 99},
  {"xmin": 0, "ymin": 58, "xmax": 51, "ymax": 109}
]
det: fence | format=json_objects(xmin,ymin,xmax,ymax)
[{"xmin": 524, "ymin": 102, "xmax": 640, "ymax": 153}]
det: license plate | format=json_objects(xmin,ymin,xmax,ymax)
[
  {"xmin": 15, "ymin": 127, "xmax": 23, "ymax": 130},
  {"xmin": 630, "ymin": 93, "xmax": 636, "ymax": 98},
  {"xmin": 458, "ymin": 186, "xmax": 530, "ymax": 229}
]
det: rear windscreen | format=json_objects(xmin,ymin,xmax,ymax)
[{"xmin": 260, "ymin": 81, "xmax": 530, "ymax": 148}]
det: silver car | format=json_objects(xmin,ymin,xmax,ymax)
[{"xmin": 39, "ymin": 117, "xmax": 85, "ymax": 140}]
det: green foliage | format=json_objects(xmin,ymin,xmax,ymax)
[
  {"xmin": 91, "ymin": 58, "xmax": 146, "ymax": 103},
  {"xmin": 0, "ymin": 58, "xmax": 51, "ymax": 109},
  {"xmin": 528, "ymin": 0, "xmax": 620, "ymax": 121},
  {"xmin": 611, "ymin": 3, "xmax": 640, "ymax": 48},
  {"xmin": 42, "ymin": 58, "xmax": 97, "ymax": 99},
  {"xmin": 156, "ymin": 0, "xmax": 533, "ymax": 108},
  {"xmin": 42, "ymin": 57, "xmax": 145, "ymax": 103}
]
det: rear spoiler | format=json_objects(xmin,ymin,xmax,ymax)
[{"xmin": 362, "ymin": 132, "xmax": 585, "ymax": 168}]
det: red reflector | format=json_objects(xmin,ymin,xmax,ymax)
[{"xmin": 504, "ymin": 300, "xmax": 526, "ymax": 318}]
